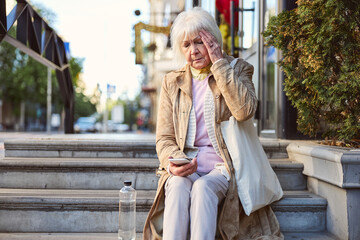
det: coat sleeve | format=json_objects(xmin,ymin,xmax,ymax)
[
  {"xmin": 210, "ymin": 58, "xmax": 257, "ymax": 122},
  {"xmin": 155, "ymin": 75, "xmax": 187, "ymax": 169}
]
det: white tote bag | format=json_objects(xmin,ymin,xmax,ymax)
[{"xmin": 221, "ymin": 116, "xmax": 283, "ymax": 216}]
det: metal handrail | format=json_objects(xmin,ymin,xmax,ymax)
[{"xmin": 0, "ymin": 0, "xmax": 74, "ymax": 133}]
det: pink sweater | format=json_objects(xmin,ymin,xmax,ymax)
[{"xmin": 192, "ymin": 76, "xmax": 224, "ymax": 173}]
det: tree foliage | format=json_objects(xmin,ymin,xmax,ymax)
[
  {"xmin": 74, "ymin": 91, "xmax": 97, "ymax": 121},
  {"xmin": 0, "ymin": 41, "xmax": 48, "ymax": 111},
  {"xmin": 0, "ymin": 4, "xmax": 97, "ymax": 128},
  {"xmin": 263, "ymin": 0, "xmax": 360, "ymax": 145},
  {"xmin": 70, "ymin": 57, "xmax": 98, "ymax": 120}
]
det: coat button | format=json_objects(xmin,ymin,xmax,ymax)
[
  {"xmin": 215, "ymin": 95, "xmax": 220, "ymax": 99},
  {"xmin": 216, "ymin": 119, "xmax": 221, "ymax": 124}
]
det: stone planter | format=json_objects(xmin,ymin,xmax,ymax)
[{"xmin": 287, "ymin": 142, "xmax": 360, "ymax": 240}]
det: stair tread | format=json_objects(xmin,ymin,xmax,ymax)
[
  {"xmin": 4, "ymin": 137, "xmax": 293, "ymax": 146},
  {"xmin": 0, "ymin": 232, "xmax": 143, "ymax": 239},
  {"xmin": 0, "ymin": 157, "xmax": 301, "ymax": 167},
  {"xmin": 4, "ymin": 138, "xmax": 156, "ymax": 146},
  {"xmin": 0, "ymin": 231, "xmax": 338, "ymax": 240},
  {"xmin": 0, "ymin": 189, "xmax": 326, "ymax": 206},
  {"xmin": 283, "ymin": 231, "xmax": 338, "ymax": 239},
  {"xmin": 0, "ymin": 190, "xmax": 327, "ymax": 233},
  {"xmin": 3, "ymin": 140, "xmax": 156, "ymax": 153},
  {"xmin": 0, "ymin": 157, "xmax": 159, "ymax": 168},
  {"xmin": 1, "ymin": 157, "xmax": 158, "ymax": 161},
  {"xmin": 270, "ymin": 158, "xmax": 303, "ymax": 168},
  {"xmin": 0, "ymin": 188, "xmax": 156, "ymax": 197}
]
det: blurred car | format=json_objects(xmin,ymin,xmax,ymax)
[
  {"xmin": 113, "ymin": 122, "xmax": 129, "ymax": 132},
  {"xmin": 106, "ymin": 121, "xmax": 129, "ymax": 132},
  {"xmin": 106, "ymin": 120, "xmax": 116, "ymax": 132},
  {"xmin": 74, "ymin": 117, "xmax": 96, "ymax": 133},
  {"xmin": 95, "ymin": 122, "xmax": 103, "ymax": 132},
  {"xmin": 91, "ymin": 120, "xmax": 130, "ymax": 133}
]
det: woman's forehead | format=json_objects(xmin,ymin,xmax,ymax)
[{"xmin": 182, "ymin": 32, "xmax": 200, "ymax": 42}]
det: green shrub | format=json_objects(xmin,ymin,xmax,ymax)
[{"xmin": 263, "ymin": 0, "xmax": 360, "ymax": 145}]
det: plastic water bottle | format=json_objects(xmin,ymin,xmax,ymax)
[{"xmin": 118, "ymin": 180, "xmax": 136, "ymax": 240}]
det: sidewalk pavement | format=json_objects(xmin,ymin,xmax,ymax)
[{"xmin": 0, "ymin": 131, "xmax": 156, "ymax": 142}]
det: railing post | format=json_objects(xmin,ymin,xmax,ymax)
[
  {"xmin": 230, "ymin": 0, "xmax": 235, "ymax": 56},
  {"xmin": 0, "ymin": 0, "xmax": 6, "ymax": 41}
]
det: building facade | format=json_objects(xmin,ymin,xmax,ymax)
[{"xmin": 141, "ymin": 0, "xmax": 300, "ymax": 139}]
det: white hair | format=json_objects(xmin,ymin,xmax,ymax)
[{"xmin": 170, "ymin": 7, "xmax": 223, "ymax": 65}]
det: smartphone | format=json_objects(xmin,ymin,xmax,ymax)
[{"xmin": 169, "ymin": 158, "xmax": 192, "ymax": 165}]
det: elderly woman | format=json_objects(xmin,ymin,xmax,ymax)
[{"xmin": 143, "ymin": 7, "xmax": 283, "ymax": 240}]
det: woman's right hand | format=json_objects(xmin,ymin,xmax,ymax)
[{"xmin": 169, "ymin": 157, "xmax": 198, "ymax": 177}]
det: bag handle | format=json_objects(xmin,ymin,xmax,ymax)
[{"xmin": 230, "ymin": 58, "xmax": 238, "ymax": 68}]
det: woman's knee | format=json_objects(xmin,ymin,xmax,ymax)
[
  {"xmin": 191, "ymin": 178, "xmax": 211, "ymax": 196},
  {"xmin": 191, "ymin": 174, "xmax": 227, "ymax": 201},
  {"xmin": 165, "ymin": 176, "xmax": 193, "ymax": 196}
]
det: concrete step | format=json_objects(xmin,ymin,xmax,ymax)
[
  {"xmin": 283, "ymin": 231, "xmax": 339, "ymax": 239},
  {"xmin": 272, "ymin": 191, "xmax": 327, "ymax": 233},
  {"xmin": 0, "ymin": 233, "xmax": 143, "ymax": 239},
  {"xmin": 0, "ymin": 157, "xmax": 159, "ymax": 190},
  {"xmin": 0, "ymin": 189, "xmax": 326, "ymax": 233},
  {"xmin": 4, "ymin": 139, "xmax": 157, "ymax": 159},
  {"xmin": 260, "ymin": 138, "xmax": 291, "ymax": 159},
  {"xmin": 0, "ymin": 231, "xmax": 339, "ymax": 240},
  {"xmin": 271, "ymin": 159, "xmax": 307, "ymax": 191},
  {"xmin": 0, "ymin": 189, "xmax": 154, "ymax": 233},
  {"xmin": 0, "ymin": 158, "xmax": 305, "ymax": 191},
  {"xmin": 3, "ymin": 138, "xmax": 291, "ymax": 159}
]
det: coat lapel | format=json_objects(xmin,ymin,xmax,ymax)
[{"xmin": 176, "ymin": 64, "xmax": 193, "ymax": 99}]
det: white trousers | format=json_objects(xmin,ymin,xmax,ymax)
[{"xmin": 163, "ymin": 169, "xmax": 229, "ymax": 240}]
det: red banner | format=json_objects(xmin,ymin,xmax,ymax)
[{"xmin": 216, "ymin": 0, "xmax": 239, "ymax": 27}]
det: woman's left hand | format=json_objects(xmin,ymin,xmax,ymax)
[
  {"xmin": 168, "ymin": 157, "xmax": 198, "ymax": 177},
  {"xmin": 199, "ymin": 30, "xmax": 223, "ymax": 63}
]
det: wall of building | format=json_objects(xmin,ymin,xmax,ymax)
[{"xmin": 145, "ymin": 0, "xmax": 302, "ymax": 139}]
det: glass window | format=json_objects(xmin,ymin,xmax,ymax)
[
  {"xmin": 243, "ymin": 0, "xmax": 258, "ymax": 49},
  {"xmin": 201, "ymin": 0, "xmax": 216, "ymax": 17},
  {"xmin": 185, "ymin": 0, "xmax": 194, "ymax": 9},
  {"xmin": 262, "ymin": 0, "xmax": 277, "ymax": 131}
]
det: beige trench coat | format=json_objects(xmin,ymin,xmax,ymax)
[{"xmin": 143, "ymin": 54, "xmax": 283, "ymax": 240}]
